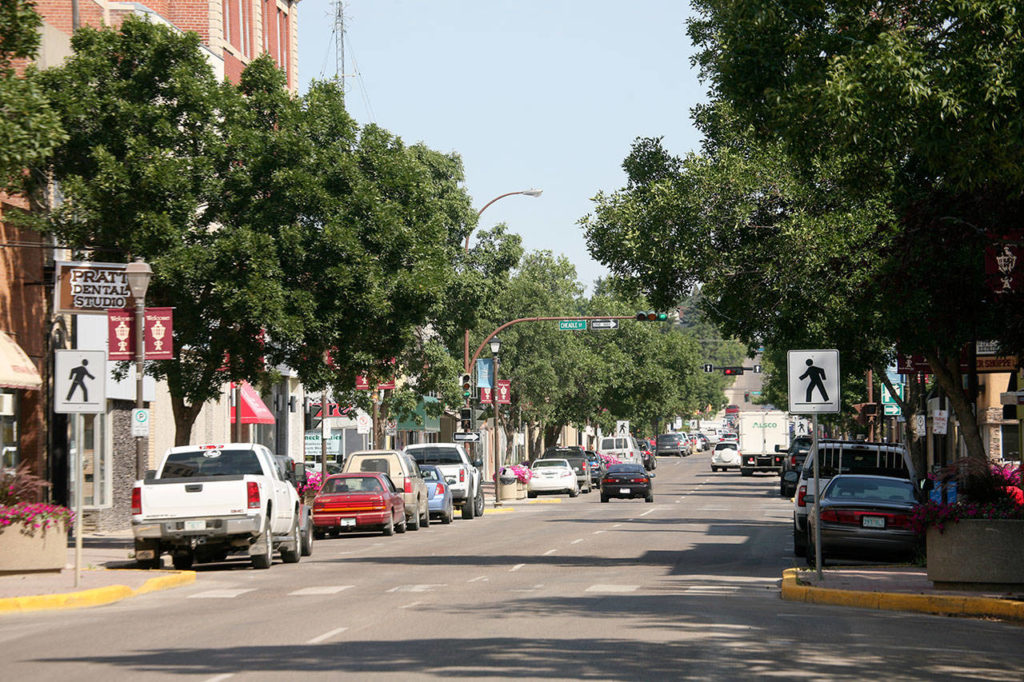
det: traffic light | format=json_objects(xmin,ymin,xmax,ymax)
[
  {"xmin": 702, "ymin": 363, "xmax": 714, "ymax": 373},
  {"xmin": 752, "ymin": 364, "xmax": 762, "ymax": 374},
  {"xmin": 722, "ymin": 367, "xmax": 744, "ymax": 376},
  {"xmin": 460, "ymin": 373, "xmax": 472, "ymax": 398},
  {"xmin": 459, "ymin": 407, "xmax": 473, "ymax": 431},
  {"xmin": 635, "ymin": 311, "xmax": 669, "ymax": 322}
]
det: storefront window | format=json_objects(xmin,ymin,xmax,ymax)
[
  {"xmin": 0, "ymin": 390, "xmax": 18, "ymax": 468},
  {"xmin": 1002, "ymin": 424, "xmax": 1020, "ymax": 462}
]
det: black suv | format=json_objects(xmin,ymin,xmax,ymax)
[
  {"xmin": 779, "ymin": 436, "xmax": 812, "ymax": 497},
  {"xmin": 655, "ymin": 433, "xmax": 689, "ymax": 457}
]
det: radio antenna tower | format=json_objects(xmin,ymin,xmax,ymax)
[{"xmin": 334, "ymin": 0, "xmax": 345, "ymax": 96}]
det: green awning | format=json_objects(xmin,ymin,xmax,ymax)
[{"xmin": 396, "ymin": 396, "xmax": 440, "ymax": 433}]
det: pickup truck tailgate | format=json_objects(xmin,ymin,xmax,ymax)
[{"xmin": 140, "ymin": 477, "xmax": 253, "ymax": 520}]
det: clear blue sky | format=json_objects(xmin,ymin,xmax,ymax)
[{"xmin": 296, "ymin": 1, "xmax": 705, "ymax": 292}]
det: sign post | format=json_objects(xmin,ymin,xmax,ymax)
[{"xmin": 787, "ymin": 349, "xmax": 841, "ymax": 581}]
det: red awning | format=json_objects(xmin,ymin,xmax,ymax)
[
  {"xmin": 230, "ymin": 381, "xmax": 275, "ymax": 424},
  {"xmin": 0, "ymin": 332, "xmax": 42, "ymax": 390}
]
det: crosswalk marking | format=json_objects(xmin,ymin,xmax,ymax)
[
  {"xmin": 307, "ymin": 626, "xmax": 348, "ymax": 644},
  {"xmin": 288, "ymin": 586, "xmax": 354, "ymax": 596},
  {"xmin": 188, "ymin": 589, "xmax": 255, "ymax": 599},
  {"xmin": 387, "ymin": 584, "xmax": 446, "ymax": 593},
  {"xmin": 586, "ymin": 584, "xmax": 639, "ymax": 593}
]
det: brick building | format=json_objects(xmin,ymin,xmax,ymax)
[{"xmin": 1, "ymin": 0, "xmax": 301, "ymax": 528}]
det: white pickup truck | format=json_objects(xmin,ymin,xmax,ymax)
[
  {"xmin": 132, "ymin": 443, "xmax": 303, "ymax": 570},
  {"xmin": 403, "ymin": 443, "xmax": 484, "ymax": 519}
]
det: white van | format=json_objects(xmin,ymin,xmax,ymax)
[{"xmin": 599, "ymin": 436, "xmax": 643, "ymax": 466}]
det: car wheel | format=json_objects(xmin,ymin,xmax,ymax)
[
  {"xmin": 740, "ymin": 468, "xmax": 753, "ymax": 477},
  {"xmin": 408, "ymin": 506, "xmax": 420, "ymax": 531},
  {"xmin": 395, "ymin": 515, "xmax": 407, "ymax": 533},
  {"xmin": 527, "ymin": 491, "xmax": 537, "ymax": 498},
  {"xmin": 645, "ymin": 494, "xmax": 654, "ymax": 503},
  {"xmin": 300, "ymin": 515, "xmax": 313, "ymax": 557},
  {"xmin": 442, "ymin": 503, "xmax": 453, "ymax": 524},
  {"xmin": 600, "ymin": 494, "xmax": 609, "ymax": 503},
  {"xmin": 420, "ymin": 501, "xmax": 430, "ymax": 528},
  {"xmin": 474, "ymin": 490, "xmax": 485, "ymax": 517},
  {"xmin": 793, "ymin": 527, "xmax": 807, "ymax": 557},
  {"xmin": 711, "ymin": 466, "xmax": 718, "ymax": 472},
  {"xmin": 462, "ymin": 491, "xmax": 476, "ymax": 519},
  {"xmin": 313, "ymin": 528, "xmax": 326, "ymax": 540},
  {"xmin": 136, "ymin": 557, "xmax": 162, "ymax": 570},
  {"xmin": 569, "ymin": 487, "xmax": 579, "ymax": 498},
  {"xmin": 383, "ymin": 514, "xmax": 395, "ymax": 536},
  {"xmin": 280, "ymin": 519, "xmax": 301, "ymax": 564},
  {"xmin": 251, "ymin": 526, "xmax": 273, "ymax": 570},
  {"xmin": 172, "ymin": 552, "xmax": 194, "ymax": 571}
]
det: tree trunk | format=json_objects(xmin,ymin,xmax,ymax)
[
  {"xmin": 528, "ymin": 422, "xmax": 544, "ymax": 460},
  {"xmin": 876, "ymin": 366, "xmax": 927, "ymax": 478},
  {"xmin": 544, "ymin": 423, "xmax": 562, "ymax": 449},
  {"xmin": 924, "ymin": 350, "xmax": 986, "ymax": 464},
  {"xmin": 170, "ymin": 395, "xmax": 203, "ymax": 447}
]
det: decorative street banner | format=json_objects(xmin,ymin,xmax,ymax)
[
  {"xmin": 496, "ymin": 379, "xmax": 511, "ymax": 404},
  {"xmin": 355, "ymin": 376, "xmax": 396, "ymax": 390},
  {"xmin": 985, "ymin": 230, "xmax": 1023, "ymax": 296},
  {"xmin": 479, "ymin": 386, "xmax": 493, "ymax": 403},
  {"xmin": 476, "ymin": 358, "xmax": 494, "ymax": 388},
  {"xmin": 106, "ymin": 308, "xmax": 174, "ymax": 360}
]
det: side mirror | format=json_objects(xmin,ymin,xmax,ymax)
[
  {"xmin": 144, "ymin": 469, "xmax": 156, "ymax": 481},
  {"xmin": 472, "ymin": 459, "xmax": 483, "ymax": 468},
  {"xmin": 649, "ymin": 472, "xmax": 656, "ymax": 478}
]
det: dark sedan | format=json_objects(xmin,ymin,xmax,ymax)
[
  {"xmin": 600, "ymin": 464, "xmax": 654, "ymax": 503},
  {"xmin": 806, "ymin": 474, "xmax": 921, "ymax": 567}
]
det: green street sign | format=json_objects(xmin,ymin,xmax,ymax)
[
  {"xmin": 881, "ymin": 383, "xmax": 904, "ymax": 404},
  {"xmin": 558, "ymin": 320, "xmax": 586, "ymax": 331}
]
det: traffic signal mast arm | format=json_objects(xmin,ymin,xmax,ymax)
[{"xmin": 466, "ymin": 315, "xmax": 647, "ymax": 373}]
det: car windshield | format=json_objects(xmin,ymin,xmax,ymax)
[
  {"xmin": 657, "ymin": 435, "xmax": 682, "ymax": 445},
  {"xmin": 606, "ymin": 464, "xmax": 645, "ymax": 474},
  {"xmin": 162, "ymin": 449, "xmax": 263, "ymax": 477},
  {"xmin": 715, "ymin": 443, "xmax": 736, "ymax": 451},
  {"xmin": 322, "ymin": 476, "xmax": 383, "ymax": 494},
  {"xmin": 533, "ymin": 459, "xmax": 569, "ymax": 469},
  {"xmin": 825, "ymin": 477, "xmax": 915, "ymax": 502},
  {"xmin": 407, "ymin": 447, "xmax": 463, "ymax": 465}
]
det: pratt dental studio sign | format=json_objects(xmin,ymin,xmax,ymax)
[{"xmin": 55, "ymin": 261, "xmax": 131, "ymax": 314}]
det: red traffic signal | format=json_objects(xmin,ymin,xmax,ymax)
[{"xmin": 722, "ymin": 367, "xmax": 744, "ymax": 376}]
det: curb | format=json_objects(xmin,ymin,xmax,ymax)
[
  {"xmin": 0, "ymin": 569, "xmax": 196, "ymax": 615},
  {"xmin": 482, "ymin": 507, "xmax": 516, "ymax": 514},
  {"xmin": 780, "ymin": 568, "xmax": 1024, "ymax": 623}
]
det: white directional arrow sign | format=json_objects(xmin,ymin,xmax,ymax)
[{"xmin": 589, "ymin": 319, "xmax": 619, "ymax": 330}]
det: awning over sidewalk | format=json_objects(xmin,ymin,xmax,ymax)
[
  {"xmin": 0, "ymin": 331, "xmax": 42, "ymax": 390},
  {"xmin": 230, "ymin": 381, "xmax": 275, "ymax": 424}
]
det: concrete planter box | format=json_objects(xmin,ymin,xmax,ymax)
[
  {"xmin": 498, "ymin": 481, "xmax": 518, "ymax": 501},
  {"xmin": 927, "ymin": 519, "xmax": 1024, "ymax": 589},
  {"xmin": 0, "ymin": 522, "xmax": 68, "ymax": 575}
]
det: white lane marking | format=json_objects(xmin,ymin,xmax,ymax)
[
  {"xmin": 639, "ymin": 509, "xmax": 655, "ymax": 517},
  {"xmin": 400, "ymin": 601, "xmax": 423, "ymax": 609},
  {"xmin": 205, "ymin": 674, "xmax": 235, "ymax": 682},
  {"xmin": 510, "ymin": 563, "xmax": 525, "ymax": 572},
  {"xmin": 571, "ymin": 539, "xmax": 584, "ymax": 545},
  {"xmin": 468, "ymin": 576, "xmax": 488, "ymax": 583},
  {"xmin": 592, "ymin": 530, "xmax": 606, "ymax": 535},
  {"xmin": 612, "ymin": 523, "xmax": 623, "ymax": 528},
  {"xmin": 307, "ymin": 626, "xmax": 348, "ymax": 644},
  {"xmin": 586, "ymin": 584, "xmax": 639, "ymax": 593},
  {"xmin": 675, "ymin": 499, "xmax": 682, "ymax": 503},
  {"xmin": 289, "ymin": 586, "xmax": 354, "ymax": 596},
  {"xmin": 387, "ymin": 584, "xmax": 446, "ymax": 593},
  {"xmin": 187, "ymin": 589, "xmax": 255, "ymax": 599},
  {"xmin": 543, "ymin": 549, "xmax": 557, "ymax": 556}
]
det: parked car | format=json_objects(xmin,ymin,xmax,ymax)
[
  {"xmin": 779, "ymin": 436, "xmax": 813, "ymax": 497},
  {"xmin": 641, "ymin": 446, "xmax": 657, "ymax": 471},
  {"xmin": 419, "ymin": 464, "xmax": 454, "ymax": 524},
  {"xmin": 342, "ymin": 450, "xmax": 430, "ymax": 530},
  {"xmin": 655, "ymin": 433, "xmax": 689, "ymax": 458},
  {"xmin": 132, "ymin": 443, "xmax": 302, "ymax": 571},
  {"xmin": 599, "ymin": 436, "xmax": 644, "ymax": 466},
  {"xmin": 585, "ymin": 450, "xmax": 605, "ymax": 486},
  {"xmin": 710, "ymin": 441, "xmax": 741, "ymax": 472},
  {"xmin": 694, "ymin": 433, "xmax": 711, "ymax": 452},
  {"xmin": 527, "ymin": 459, "xmax": 579, "ymax": 498},
  {"xmin": 538, "ymin": 446, "xmax": 592, "ymax": 493},
  {"xmin": 312, "ymin": 473, "xmax": 406, "ymax": 537},
  {"xmin": 793, "ymin": 440, "xmax": 915, "ymax": 557},
  {"xmin": 403, "ymin": 442, "xmax": 484, "ymax": 520},
  {"xmin": 600, "ymin": 463, "xmax": 654, "ymax": 503},
  {"xmin": 805, "ymin": 474, "xmax": 922, "ymax": 566}
]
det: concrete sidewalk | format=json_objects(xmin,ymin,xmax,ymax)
[
  {"xmin": 781, "ymin": 566, "xmax": 1024, "ymax": 623},
  {"xmin": 0, "ymin": 531, "xmax": 194, "ymax": 614}
]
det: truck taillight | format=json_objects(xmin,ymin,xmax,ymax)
[
  {"xmin": 459, "ymin": 469, "xmax": 465, "ymax": 483},
  {"xmin": 131, "ymin": 487, "xmax": 142, "ymax": 515},
  {"xmin": 797, "ymin": 485, "xmax": 807, "ymax": 507},
  {"xmin": 247, "ymin": 481, "xmax": 260, "ymax": 509},
  {"xmin": 790, "ymin": 455, "xmax": 796, "ymax": 467},
  {"xmin": 404, "ymin": 478, "xmax": 412, "ymax": 494}
]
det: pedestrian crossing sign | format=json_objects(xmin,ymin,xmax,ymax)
[
  {"xmin": 55, "ymin": 349, "xmax": 107, "ymax": 413},
  {"xmin": 787, "ymin": 350, "xmax": 840, "ymax": 414}
]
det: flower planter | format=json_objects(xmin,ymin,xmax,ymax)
[
  {"xmin": 927, "ymin": 519, "xmax": 1024, "ymax": 589},
  {"xmin": 0, "ymin": 522, "xmax": 68, "ymax": 575},
  {"xmin": 516, "ymin": 481, "xmax": 527, "ymax": 500},
  {"xmin": 498, "ymin": 480, "xmax": 519, "ymax": 501}
]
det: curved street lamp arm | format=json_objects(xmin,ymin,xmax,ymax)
[{"xmin": 467, "ymin": 315, "xmax": 635, "ymax": 372}]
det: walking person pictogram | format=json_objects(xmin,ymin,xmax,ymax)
[
  {"xmin": 66, "ymin": 359, "xmax": 95, "ymax": 402},
  {"xmin": 799, "ymin": 359, "xmax": 829, "ymax": 402}
]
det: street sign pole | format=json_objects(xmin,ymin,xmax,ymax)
[{"xmin": 812, "ymin": 413, "xmax": 821, "ymax": 581}]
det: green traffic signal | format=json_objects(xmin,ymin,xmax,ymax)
[{"xmin": 635, "ymin": 311, "xmax": 669, "ymax": 322}]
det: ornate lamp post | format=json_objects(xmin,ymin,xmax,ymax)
[
  {"xmin": 489, "ymin": 335, "xmax": 502, "ymax": 508},
  {"xmin": 124, "ymin": 258, "xmax": 152, "ymax": 479}
]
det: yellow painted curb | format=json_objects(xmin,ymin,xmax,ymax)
[
  {"xmin": 780, "ymin": 568, "xmax": 1024, "ymax": 623},
  {"xmin": 482, "ymin": 507, "xmax": 517, "ymax": 514},
  {"xmin": 527, "ymin": 499, "xmax": 563, "ymax": 504},
  {"xmin": 0, "ymin": 569, "xmax": 196, "ymax": 615}
]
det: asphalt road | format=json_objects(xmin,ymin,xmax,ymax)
[{"xmin": 2, "ymin": 454, "xmax": 1023, "ymax": 681}]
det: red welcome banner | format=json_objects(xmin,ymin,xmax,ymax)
[
  {"xmin": 480, "ymin": 387, "xmax": 493, "ymax": 404},
  {"xmin": 496, "ymin": 380, "xmax": 511, "ymax": 404},
  {"xmin": 107, "ymin": 308, "xmax": 174, "ymax": 360}
]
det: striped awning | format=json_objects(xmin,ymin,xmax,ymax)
[{"xmin": 0, "ymin": 332, "xmax": 42, "ymax": 390}]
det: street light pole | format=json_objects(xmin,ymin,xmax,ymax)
[
  {"xmin": 489, "ymin": 335, "xmax": 502, "ymax": 508},
  {"xmin": 125, "ymin": 258, "xmax": 152, "ymax": 480}
]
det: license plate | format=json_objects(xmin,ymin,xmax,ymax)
[
  {"xmin": 862, "ymin": 516, "xmax": 885, "ymax": 529},
  {"xmin": 619, "ymin": 488, "xmax": 631, "ymax": 494},
  {"xmin": 135, "ymin": 549, "xmax": 155, "ymax": 560},
  {"xmin": 184, "ymin": 520, "xmax": 205, "ymax": 531},
  {"xmin": 340, "ymin": 518, "xmax": 356, "ymax": 527}
]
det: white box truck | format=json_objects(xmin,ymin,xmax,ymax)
[{"xmin": 738, "ymin": 411, "xmax": 790, "ymax": 476}]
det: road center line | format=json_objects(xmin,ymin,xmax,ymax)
[
  {"xmin": 593, "ymin": 530, "xmax": 606, "ymax": 534},
  {"xmin": 543, "ymin": 549, "xmax": 557, "ymax": 556},
  {"xmin": 468, "ymin": 575, "xmax": 488, "ymax": 583},
  {"xmin": 571, "ymin": 538, "xmax": 584, "ymax": 544},
  {"xmin": 639, "ymin": 509, "xmax": 655, "ymax": 517},
  {"xmin": 307, "ymin": 627, "xmax": 348, "ymax": 645},
  {"xmin": 400, "ymin": 601, "xmax": 423, "ymax": 609},
  {"xmin": 204, "ymin": 675, "xmax": 234, "ymax": 682},
  {"xmin": 510, "ymin": 563, "xmax": 525, "ymax": 572},
  {"xmin": 612, "ymin": 523, "xmax": 623, "ymax": 528}
]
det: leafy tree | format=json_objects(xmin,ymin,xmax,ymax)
[{"xmin": 0, "ymin": 0, "xmax": 65, "ymax": 191}]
